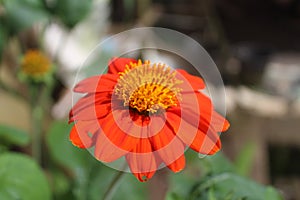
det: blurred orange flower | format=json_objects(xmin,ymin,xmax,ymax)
[
  {"xmin": 21, "ymin": 50, "xmax": 51, "ymax": 77},
  {"xmin": 19, "ymin": 50, "xmax": 53, "ymax": 84},
  {"xmin": 69, "ymin": 58, "xmax": 230, "ymax": 182}
]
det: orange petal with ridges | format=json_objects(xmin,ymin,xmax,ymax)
[
  {"xmin": 212, "ymin": 112, "xmax": 230, "ymax": 132},
  {"xmin": 166, "ymin": 112, "xmax": 221, "ymax": 155},
  {"xmin": 99, "ymin": 111, "xmax": 139, "ymax": 152},
  {"xmin": 69, "ymin": 121, "xmax": 98, "ymax": 148},
  {"xmin": 180, "ymin": 92, "xmax": 212, "ymax": 127},
  {"xmin": 69, "ymin": 103, "xmax": 111, "ymax": 122},
  {"xmin": 149, "ymin": 121, "xmax": 185, "ymax": 168},
  {"xmin": 176, "ymin": 69, "xmax": 205, "ymax": 91},
  {"xmin": 74, "ymin": 74, "xmax": 118, "ymax": 93},
  {"xmin": 108, "ymin": 57, "xmax": 137, "ymax": 74},
  {"xmin": 94, "ymin": 131, "xmax": 128, "ymax": 162},
  {"xmin": 70, "ymin": 93, "xmax": 111, "ymax": 116},
  {"xmin": 167, "ymin": 154, "xmax": 186, "ymax": 173},
  {"xmin": 175, "ymin": 92, "xmax": 229, "ymax": 133},
  {"xmin": 126, "ymin": 139, "xmax": 158, "ymax": 182},
  {"xmin": 70, "ymin": 126, "xmax": 86, "ymax": 148}
]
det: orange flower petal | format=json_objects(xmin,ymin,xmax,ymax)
[
  {"xmin": 69, "ymin": 93, "xmax": 112, "ymax": 123},
  {"xmin": 108, "ymin": 57, "xmax": 137, "ymax": 74},
  {"xmin": 166, "ymin": 112, "xmax": 221, "ymax": 155},
  {"xmin": 167, "ymin": 154, "xmax": 186, "ymax": 173},
  {"xmin": 126, "ymin": 139, "xmax": 158, "ymax": 182},
  {"xmin": 149, "ymin": 118, "xmax": 185, "ymax": 169},
  {"xmin": 69, "ymin": 121, "xmax": 98, "ymax": 148},
  {"xmin": 71, "ymin": 93, "xmax": 111, "ymax": 113},
  {"xmin": 212, "ymin": 112, "xmax": 230, "ymax": 132},
  {"xmin": 94, "ymin": 131, "xmax": 128, "ymax": 162},
  {"xmin": 70, "ymin": 125, "xmax": 86, "ymax": 148},
  {"xmin": 130, "ymin": 170, "xmax": 156, "ymax": 182},
  {"xmin": 69, "ymin": 102, "xmax": 111, "ymax": 122},
  {"xmin": 176, "ymin": 69, "xmax": 205, "ymax": 92},
  {"xmin": 99, "ymin": 111, "xmax": 139, "ymax": 152},
  {"xmin": 176, "ymin": 92, "xmax": 229, "ymax": 133},
  {"xmin": 101, "ymin": 109, "xmax": 165, "ymax": 143},
  {"xmin": 74, "ymin": 74, "xmax": 118, "ymax": 93}
]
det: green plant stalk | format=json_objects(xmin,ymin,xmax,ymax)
[
  {"xmin": 103, "ymin": 170, "xmax": 126, "ymax": 200},
  {"xmin": 31, "ymin": 103, "xmax": 43, "ymax": 164},
  {"xmin": 30, "ymin": 84, "xmax": 45, "ymax": 164}
]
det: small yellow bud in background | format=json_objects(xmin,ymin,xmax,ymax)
[
  {"xmin": 19, "ymin": 50, "xmax": 53, "ymax": 84},
  {"xmin": 21, "ymin": 50, "xmax": 51, "ymax": 76}
]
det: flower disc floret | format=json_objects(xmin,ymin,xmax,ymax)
[{"xmin": 114, "ymin": 60, "xmax": 183, "ymax": 114}]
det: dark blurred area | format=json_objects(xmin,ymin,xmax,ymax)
[{"xmin": 110, "ymin": 0, "xmax": 300, "ymax": 84}]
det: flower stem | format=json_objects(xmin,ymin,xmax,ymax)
[
  {"xmin": 103, "ymin": 170, "xmax": 126, "ymax": 200},
  {"xmin": 31, "ymin": 103, "xmax": 43, "ymax": 164},
  {"xmin": 30, "ymin": 84, "xmax": 45, "ymax": 164}
]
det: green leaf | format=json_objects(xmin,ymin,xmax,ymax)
[
  {"xmin": 234, "ymin": 142, "xmax": 256, "ymax": 176},
  {"xmin": 264, "ymin": 186, "xmax": 283, "ymax": 200},
  {"xmin": 199, "ymin": 152, "xmax": 235, "ymax": 175},
  {"xmin": 0, "ymin": 124, "xmax": 30, "ymax": 147},
  {"xmin": 2, "ymin": 0, "xmax": 49, "ymax": 33},
  {"xmin": 88, "ymin": 166, "xmax": 148, "ymax": 200},
  {"xmin": 166, "ymin": 150, "xmax": 206, "ymax": 199},
  {"xmin": 46, "ymin": 121, "xmax": 93, "ymax": 172},
  {"xmin": 50, "ymin": 170, "xmax": 71, "ymax": 197},
  {"xmin": 112, "ymin": 174, "xmax": 148, "ymax": 200},
  {"xmin": 167, "ymin": 169, "xmax": 199, "ymax": 199},
  {"xmin": 189, "ymin": 173, "xmax": 283, "ymax": 200},
  {"xmin": 53, "ymin": 0, "xmax": 92, "ymax": 28},
  {"xmin": 166, "ymin": 152, "xmax": 234, "ymax": 200},
  {"xmin": 208, "ymin": 187, "xmax": 217, "ymax": 200},
  {"xmin": 46, "ymin": 121, "xmax": 95, "ymax": 200},
  {"xmin": 46, "ymin": 121, "xmax": 149, "ymax": 200},
  {"xmin": 0, "ymin": 153, "xmax": 51, "ymax": 200},
  {"xmin": 165, "ymin": 192, "xmax": 185, "ymax": 200},
  {"xmin": 0, "ymin": 144, "xmax": 8, "ymax": 154},
  {"xmin": 0, "ymin": 26, "xmax": 7, "ymax": 60}
]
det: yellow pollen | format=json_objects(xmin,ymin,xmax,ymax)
[{"xmin": 114, "ymin": 60, "xmax": 183, "ymax": 114}]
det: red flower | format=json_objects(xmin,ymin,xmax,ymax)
[{"xmin": 69, "ymin": 58, "xmax": 230, "ymax": 182}]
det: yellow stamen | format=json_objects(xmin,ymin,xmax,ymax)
[{"xmin": 114, "ymin": 60, "xmax": 182, "ymax": 114}]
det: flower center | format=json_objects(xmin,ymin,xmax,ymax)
[
  {"xmin": 114, "ymin": 60, "xmax": 182, "ymax": 114},
  {"xmin": 21, "ymin": 50, "xmax": 51, "ymax": 76}
]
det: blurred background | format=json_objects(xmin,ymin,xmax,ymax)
[{"xmin": 0, "ymin": 0, "xmax": 300, "ymax": 199}]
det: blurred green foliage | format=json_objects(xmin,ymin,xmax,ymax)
[
  {"xmin": 0, "ymin": 0, "xmax": 92, "ymax": 59},
  {"xmin": 46, "ymin": 121, "xmax": 94, "ymax": 200},
  {"xmin": 0, "ymin": 26, "xmax": 7, "ymax": 60},
  {"xmin": 234, "ymin": 142, "xmax": 256, "ymax": 176},
  {"xmin": 0, "ymin": 124, "xmax": 30, "ymax": 147},
  {"xmin": 50, "ymin": 0, "xmax": 93, "ymax": 28},
  {"xmin": 1, "ymin": 0, "xmax": 92, "ymax": 32},
  {"xmin": 0, "ymin": 119, "xmax": 284, "ymax": 200},
  {"xmin": 0, "ymin": 153, "xmax": 51, "ymax": 200},
  {"xmin": 1, "ymin": 0, "xmax": 49, "ymax": 34},
  {"xmin": 46, "ymin": 121, "xmax": 148, "ymax": 200},
  {"xmin": 167, "ymin": 150, "xmax": 283, "ymax": 200}
]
